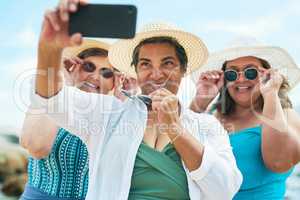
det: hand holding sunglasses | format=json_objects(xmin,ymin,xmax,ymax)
[
  {"xmin": 259, "ymin": 69, "xmax": 283, "ymax": 95},
  {"xmin": 63, "ymin": 56, "xmax": 84, "ymax": 86}
]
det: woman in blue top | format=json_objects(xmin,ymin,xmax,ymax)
[
  {"xmin": 190, "ymin": 40, "xmax": 300, "ymax": 200},
  {"xmin": 19, "ymin": 39, "xmax": 135, "ymax": 200}
]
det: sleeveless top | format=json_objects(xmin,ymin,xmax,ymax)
[
  {"xmin": 229, "ymin": 125, "xmax": 293, "ymax": 200},
  {"xmin": 128, "ymin": 142, "xmax": 190, "ymax": 200},
  {"xmin": 21, "ymin": 128, "xmax": 89, "ymax": 200}
]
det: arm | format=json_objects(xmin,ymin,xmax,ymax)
[
  {"xmin": 31, "ymin": 0, "xmax": 118, "ymax": 145},
  {"xmin": 184, "ymin": 114, "xmax": 242, "ymax": 200},
  {"xmin": 151, "ymin": 89, "xmax": 242, "ymax": 199},
  {"xmin": 20, "ymin": 109, "xmax": 58, "ymax": 159},
  {"xmin": 261, "ymin": 92, "xmax": 300, "ymax": 172},
  {"xmin": 258, "ymin": 69, "xmax": 300, "ymax": 172},
  {"xmin": 189, "ymin": 70, "xmax": 224, "ymax": 113}
]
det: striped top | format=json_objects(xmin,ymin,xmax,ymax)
[{"xmin": 27, "ymin": 128, "xmax": 89, "ymax": 199}]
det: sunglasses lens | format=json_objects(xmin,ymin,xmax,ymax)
[
  {"xmin": 100, "ymin": 68, "xmax": 114, "ymax": 78},
  {"xmin": 138, "ymin": 95, "xmax": 152, "ymax": 110},
  {"xmin": 82, "ymin": 62, "xmax": 96, "ymax": 73},
  {"xmin": 245, "ymin": 68, "xmax": 258, "ymax": 80},
  {"xmin": 224, "ymin": 70, "xmax": 238, "ymax": 81}
]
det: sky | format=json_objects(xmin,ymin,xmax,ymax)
[{"xmin": 1, "ymin": 0, "xmax": 300, "ymax": 131}]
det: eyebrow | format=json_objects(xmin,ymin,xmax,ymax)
[
  {"xmin": 227, "ymin": 63, "xmax": 260, "ymax": 70},
  {"xmin": 138, "ymin": 58, "xmax": 151, "ymax": 62},
  {"xmin": 138, "ymin": 56, "xmax": 176, "ymax": 63},
  {"xmin": 161, "ymin": 56, "xmax": 176, "ymax": 62}
]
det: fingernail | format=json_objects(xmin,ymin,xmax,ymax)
[
  {"xmin": 63, "ymin": 13, "xmax": 69, "ymax": 21},
  {"xmin": 70, "ymin": 4, "xmax": 77, "ymax": 11}
]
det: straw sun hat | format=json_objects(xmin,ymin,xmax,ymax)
[
  {"xmin": 192, "ymin": 38, "xmax": 300, "ymax": 90},
  {"xmin": 62, "ymin": 39, "xmax": 111, "ymax": 58},
  {"xmin": 108, "ymin": 22, "xmax": 209, "ymax": 79}
]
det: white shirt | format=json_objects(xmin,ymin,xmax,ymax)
[{"xmin": 31, "ymin": 86, "xmax": 242, "ymax": 200}]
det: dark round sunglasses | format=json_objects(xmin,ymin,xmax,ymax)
[
  {"xmin": 82, "ymin": 62, "xmax": 114, "ymax": 79},
  {"xmin": 224, "ymin": 67, "xmax": 258, "ymax": 82}
]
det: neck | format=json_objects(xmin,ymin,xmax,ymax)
[{"xmin": 232, "ymin": 101, "xmax": 262, "ymax": 118}]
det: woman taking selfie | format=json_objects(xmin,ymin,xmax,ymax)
[
  {"xmin": 20, "ymin": 39, "xmax": 132, "ymax": 200},
  {"xmin": 28, "ymin": 0, "xmax": 242, "ymax": 199}
]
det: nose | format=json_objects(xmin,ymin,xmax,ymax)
[
  {"xmin": 149, "ymin": 67, "xmax": 164, "ymax": 80},
  {"xmin": 236, "ymin": 71, "xmax": 246, "ymax": 82},
  {"xmin": 89, "ymin": 71, "xmax": 100, "ymax": 81}
]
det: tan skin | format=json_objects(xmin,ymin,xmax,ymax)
[
  {"xmin": 191, "ymin": 56, "xmax": 300, "ymax": 172},
  {"xmin": 21, "ymin": 54, "xmax": 116, "ymax": 159},
  {"xmin": 32, "ymin": 0, "xmax": 205, "ymax": 171}
]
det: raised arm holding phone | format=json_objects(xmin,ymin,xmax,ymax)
[{"xmin": 28, "ymin": 0, "xmax": 242, "ymax": 199}]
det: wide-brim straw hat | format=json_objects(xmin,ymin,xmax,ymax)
[
  {"xmin": 62, "ymin": 39, "xmax": 111, "ymax": 58},
  {"xmin": 108, "ymin": 22, "xmax": 209, "ymax": 79},
  {"xmin": 191, "ymin": 38, "xmax": 300, "ymax": 90}
]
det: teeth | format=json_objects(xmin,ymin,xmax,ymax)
[{"xmin": 84, "ymin": 82, "xmax": 98, "ymax": 89}]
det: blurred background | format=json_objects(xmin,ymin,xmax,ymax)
[{"xmin": 0, "ymin": 0, "xmax": 299, "ymax": 199}]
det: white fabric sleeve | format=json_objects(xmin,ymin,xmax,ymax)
[
  {"xmin": 30, "ymin": 86, "xmax": 122, "ymax": 144},
  {"xmin": 189, "ymin": 114, "xmax": 243, "ymax": 200}
]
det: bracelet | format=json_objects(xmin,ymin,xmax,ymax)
[{"xmin": 170, "ymin": 134, "xmax": 181, "ymax": 144}]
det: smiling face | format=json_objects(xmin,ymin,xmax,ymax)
[
  {"xmin": 225, "ymin": 56, "xmax": 266, "ymax": 107},
  {"xmin": 135, "ymin": 43, "xmax": 185, "ymax": 95},
  {"xmin": 74, "ymin": 55, "xmax": 114, "ymax": 94}
]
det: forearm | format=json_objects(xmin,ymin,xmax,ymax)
[
  {"xmin": 20, "ymin": 111, "xmax": 58, "ymax": 158},
  {"xmin": 36, "ymin": 42, "xmax": 63, "ymax": 98},
  {"xmin": 262, "ymin": 92, "xmax": 300, "ymax": 171},
  {"xmin": 170, "ymin": 125, "xmax": 242, "ymax": 199},
  {"xmin": 193, "ymin": 147, "xmax": 242, "ymax": 200},
  {"xmin": 168, "ymin": 124, "xmax": 204, "ymax": 171},
  {"xmin": 189, "ymin": 97, "xmax": 212, "ymax": 113}
]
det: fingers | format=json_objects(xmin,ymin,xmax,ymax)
[
  {"xmin": 70, "ymin": 32, "xmax": 83, "ymax": 46},
  {"xmin": 216, "ymin": 73, "xmax": 225, "ymax": 89},
  {"xmin": 59, "ymin": 0, "xmax": 85, "ymax": 22},
  {"xmin": 149, "ymin": 88, "xmax": 178, "ymax": 112},
  {"xmin": 79, "ymin": 0, "xmax": 88, "ymax": 5},
  {"xmin": 45, "ymin": 9, "xmax": 61, "ymax": 31},
  {"xmin": 59, "ymin": 0, "xmax": 69, "ymax": 21},
  {"xmin": 63, "ymin": 56, "xmax": 83, "ymax": 72},
  {"xmin": 199, "ymin": 70, "xmax": 223, "ymax": 82}
]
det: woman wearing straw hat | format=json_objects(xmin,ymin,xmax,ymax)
[
  {"xmin": 29, "ymin": 0, "xmax": 242, "ymax": 199},
  {"xmin": 190, "ymin": 40, "xmax": 300, "ymax": 200},
  {"xmin": 20, "ymin": 38, "xmax": 134, "ymax": 200}
]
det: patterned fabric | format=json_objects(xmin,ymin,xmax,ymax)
[{"xmin": 26, "ymin": 128, "xmax": 89, "ymax": 199}]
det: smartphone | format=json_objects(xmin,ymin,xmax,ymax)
[{"xmin": 69, "ymin": 4, "xmax": 137, "ymax": 39}]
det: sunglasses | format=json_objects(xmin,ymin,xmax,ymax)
[
  {"xmin": 82, "ymin": 62, "xmax": 114, "ymax": 79},
  {"xmin": 120, "ymin": 89, "xmax": 153, "ymax": 110},
  {"xmin": 224, "ymin": 67, "xmax": 258, "ymax": 82}
]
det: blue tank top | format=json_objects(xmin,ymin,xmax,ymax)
[
  {"xmin": 22, "ymin": 128, "xmax": 89, "ymax": 200},
  {"xmin": 229, "ymin": 125, "xmax": 293, "ymax": 200}
]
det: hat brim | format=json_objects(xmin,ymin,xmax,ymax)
[
  {"xmin": 191, "ymin": 46, "xmax": 300, "ymax": 90},
  {"xmin": 108, "ymin": 30, "xmax": 209, "ymax": 79},
  {"xmin": 62, "ymin": 39, "xmax": 111, "ymax": 58}
]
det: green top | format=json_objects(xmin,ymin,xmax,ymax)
[{"xmin": 128, "ymin": 142, "xmax": 190, "ymax": 200}]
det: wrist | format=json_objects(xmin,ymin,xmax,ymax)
[
  {"xmin": 38, "ymin": 42, "xmax": 64, "ymax": 70},
  {"xmin": 190, "ymin": 98, "xmax": 210, "ymax": 113},
  {"xmin": 262, "ymin": 89, "xmax": 279, "ymax": 99}
]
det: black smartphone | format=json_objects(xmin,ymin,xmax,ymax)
[{"xmin": 69, "ymin": 4, "xmax": 137, "ymax": 38}]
